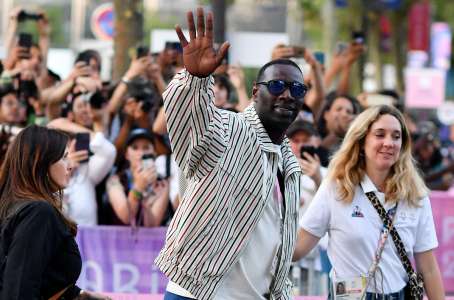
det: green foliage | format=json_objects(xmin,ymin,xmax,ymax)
[{"xmin": 143, "ymin": 12, "xmax": 179, "ymax": 49}]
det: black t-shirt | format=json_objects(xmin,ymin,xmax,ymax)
[{"xmin": 0, "ymin": 201, "xmax": 82, "ymax": 299}]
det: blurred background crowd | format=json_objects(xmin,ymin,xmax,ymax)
[{"xmin": 0, "ymin": 0, "xmax": 454, "ymax": 296}]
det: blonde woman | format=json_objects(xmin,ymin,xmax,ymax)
[{"xmin": 293, "ymin": 105, "xmax": 444, "ymax": 299}]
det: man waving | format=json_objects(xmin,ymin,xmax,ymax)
[{"xmin": 155, "ymin": 7, "xmax": 308, "ymax": 300}]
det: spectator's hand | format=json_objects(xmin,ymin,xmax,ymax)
[
  {"xmin": 147, "ymin": 62, "xmax": 163, "ymax": 83},
  {"xmin": 75, "ymin": 76, "xmax": 101, "ymax": 94},
  {"xmin": 132, "ymin": 160, "xmax": 158, "ymax": 192},
  {"xmin": 19, "ymin": 64, "xmax": 38, "ymax": 80},
  {"xmin": 271, "ymin": 44, "xmax": 297, "ymax": 60},
  {"xmin": 345, "ymin": 42, "xmax": 366, "ymax": 66},
  {"xmin": 3, "ymin": 46, "xmax": 30, "ymax": 71},
  {"xmin": 299, "ymin": 152, "xmax": 321, "ymax": 185},
  {"xmin": 8, "ymin": 7, "xmax": 22, "ymax": 25},
  {"xmin": 67, "ymin": 139, "xmax": 89, "ymax": 172},
  {"xmin": 144, "ymin": 179, "xmax": 170, "ymax": 207},
  {"xmin": 123, "ymin": 98, "xmax": 145, "ymax": 121},
  {"xmin": 175, "ymin": 8, "xmax": 229, "ymax": 78},
  {"xmin": 68, "ymin": 62, "xmax": 93, "ymax": 82},
  {"xmin": 227, "ymin": 64, "xmax": 245, "ymax": 90},
  {"xmin": 77, "ymin": 290, "xmax": 112, "ymax": 300},
  {"xmin": 125, "ymin": 56, "xmax": 152, "ymax": 80},
  {"xmin": 302, "ymin": 48, "xmax": 322, "ymax": 71},
  {"xmin": 36, "ymin": 11, "xmax": 51, "ymax": 37}
]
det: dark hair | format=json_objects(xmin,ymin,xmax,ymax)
[
  {"xmin": 0, "ymin": 82, "xmax": 16, "ymax": 103},
  {"xmin": 256, "ymin": 59, "xmax": 303, "ymax": 82},
  {"xmin": 0, "ymin": 125, "xmax": 77, "ymax": 235},
  {"xmin": 213, "ymin": 74, "xmax": 233, "ymax": 100},
  {"xmin": 287, "ymin": 119, "xmax": 318, "ymax": 138},
  {"xmin": 75, "ymin": 49, "xmax": 101, "ymax": 72},
  {"xmin": 317, "ymin": 91, "xmax": 361, "ymax": 138},
  {"xmin": 378, "ymin": 89, "xmax": 404, "ymax": 112}
]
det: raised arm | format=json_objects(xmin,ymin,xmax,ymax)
[{"xmin": 164, "ymin": 8, "xmax": 229, "ymax": 179}]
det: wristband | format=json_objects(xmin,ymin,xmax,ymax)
[
  {"xmin": 130, "ymin": 188, "xmax": 143, "ymax": 200},
  {"xmin": 121, "ymin": 76, "xmax": 131, "ymax": 85}
]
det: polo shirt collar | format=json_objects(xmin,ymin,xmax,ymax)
[{"xmin": 360, "ymin": 174, "xmax": 379, "ymax": 194}]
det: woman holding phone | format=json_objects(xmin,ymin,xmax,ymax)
[{"xmin": 106, "ymin": 128, "xmax": 170, "ymax": 227}]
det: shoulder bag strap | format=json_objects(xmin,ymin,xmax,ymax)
[{"xmin": 364, "ymin": 191, "xmax": 417, "ymax": 279}]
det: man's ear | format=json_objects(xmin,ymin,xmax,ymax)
[{"xmin": 252, "ymin": 82, "xmax": 259, "ymax": 100}]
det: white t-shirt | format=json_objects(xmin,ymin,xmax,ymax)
[
  {"xmin": 298, "ymin": 167, "xmax": 328, "ymax": 271},
  {"xmin": 300, "ymin": 175, "xmax": 438, "ymax": 293},
  {"xmin": 64, "ymin": 132, "xmax": 116, "ymax": 226}
]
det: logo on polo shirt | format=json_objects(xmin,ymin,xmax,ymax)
[{"xmin": 351, "ymin": 205, "xmax": 364, "ymax": 218}]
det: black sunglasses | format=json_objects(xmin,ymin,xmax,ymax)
[{"xmin": 256, "ymin": 80, "xmax": 308, "ymax": 98}]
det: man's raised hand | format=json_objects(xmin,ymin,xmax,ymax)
[{"xmin": 175, "ymin": 7, "xmax": 229, "ymax": 78}]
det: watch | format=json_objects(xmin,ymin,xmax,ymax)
[{"xmin": 121, "ymin": 76, "xmax": 130, "ymax": 85}]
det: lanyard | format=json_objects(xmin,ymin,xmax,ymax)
[{"xmin": 365, "ymin": 203, "xmax": 398, "ymax": 296}]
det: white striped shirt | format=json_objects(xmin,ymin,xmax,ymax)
[{"xmin": 155, "ymin": 70, "xmax": 302, "ymax": 300}]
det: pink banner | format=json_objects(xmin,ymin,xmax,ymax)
[
  {"xmin": 84, "ymin": 191, "xmax": 454, "ymax": 297},
  {"xmin": 431, "ymin": 191, "xmax": 454, "ymax": 292},
  {"xmin": 404, "ymin": 68, "xmax": 445, "ymax": 109}
]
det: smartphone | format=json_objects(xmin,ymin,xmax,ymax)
[
  {"xmin": 335, "ymin": 42, "xmax": 348, "ymax": 55},
  {"xmin": 292, "ymin": 46, "xmax": 305, "ymax": 58},
  {"xmin": 165, "ymin": 41, "xmax": 182, "ymax": 53},
  {"xmin": 352, "ymin": 31, "xmax": 365, "ymax": 44},
  {"xmin": 151, "ymin": 52, "xmax": 160, "ymax": 63},
  {"xmin": 300, "ymin": 145, "xmax": 318, "ymax": 158},
  {"xmin": 75, "ymin": 133, "xmax": 90, "ymax": 164},
  {"xmin": 142, "ymin": 153, "xmax": 155, "ymax": 169},
  {"xmin": 136, "ymin": 45, "xmax": 150, "ymax": 59},
  {"xmin": 313, "ymin": 51, "xmax": 325, "ymax": 65},
  {"xmin": 18, "ymin": 33, "xmax": 33, "ymax": 49}
]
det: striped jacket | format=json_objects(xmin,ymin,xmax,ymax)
[{"xmin": 155, "ymin": 70, "xmax": 302, "ymax": 300}]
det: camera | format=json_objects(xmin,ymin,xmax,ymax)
[
  {"xmin": 88, "ymin": 90, "xmax": 107, "ymax": 109},
  {"xmin": 18, "ymin": 78, "xmax": 39, "ymax": 103},
  {"xmin": 17, "ymin": 10, "xmax": 44, "ymax": 22},
  {"xmin": 300, "ymin": 145, "xmax": 318, "ymax": 158},
  {"xmin": 18, "ymin": 33, "xmax": 33, "ymax": 49},
  {"xmin": 142, "ymin": 153, "xmax": 155, "ymax": 169},
  {"xmin": 136, "ymin": 45, "xmax": 150, "ymax": 59},
  {"xmin": 352, "ymin": 31, "xmax": 365, "ymax": 44},
  {"xmin": 127, "ymin": 77, "xmax": 155, "ymax": 113}
]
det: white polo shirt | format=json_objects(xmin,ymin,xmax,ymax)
[{"xmin": 300, "ymin": 175, "xmax": 438, "ymax": 293}]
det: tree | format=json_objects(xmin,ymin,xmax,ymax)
[{"xmin": 112, "ymin": 0, "xmax": 143, "ymax": 81}]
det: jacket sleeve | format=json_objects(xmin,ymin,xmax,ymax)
[
  {"xmin": 163, "ymin": 70, "xmax": 227, "ymax": 180},
  {"xmin": 1, "ymin": 202, "xmax": 62, "ymax": 300}
]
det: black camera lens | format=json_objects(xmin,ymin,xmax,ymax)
[
  {"xmin": 139, "ymin": 99, "xmax": 153, "ymax": 113},
  {"xmin": 89, "ymin": 91, "xmax": 106, "ymax": 109}
]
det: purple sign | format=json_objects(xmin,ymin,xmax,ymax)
[{"xmin": 76, "ymin": 226, "xmax": 168, "ymax": 293}]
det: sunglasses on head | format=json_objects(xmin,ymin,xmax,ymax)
[{"xmin": 256, "ymin": 80, "xmax": 308, "ymax": 99}]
